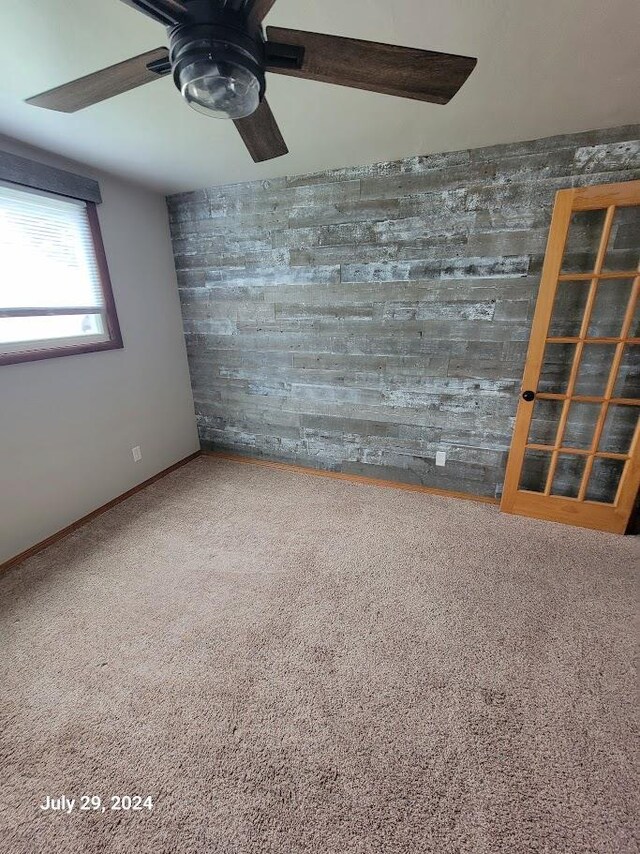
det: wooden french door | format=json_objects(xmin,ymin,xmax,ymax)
[{"xmin": 501, "ymin": 180, "xmax": 640, "ymax": 533}]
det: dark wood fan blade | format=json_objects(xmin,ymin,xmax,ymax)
[
  {"xmin": 248, "ymin": 0, "xmax": 278, "ymax": 27},
  {"xmin": 265, "ymin": 28, "xmax": 477, "ymax": 105},
  {"xmin": 233, "ymin": 99, "xmax": 288, "ymax": 162},
  {"xmin": 26, "ymin": 48, "xmax": 171, "ymax": 113},
  {"xmin": 118, "ymin": 0, "xmax": 187, "ymax": 26}
]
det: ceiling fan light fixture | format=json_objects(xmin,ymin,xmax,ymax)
[
  {"xmin": 169, "ymin": 10, "xmax": 267, "ymax": 123},
  {"xmin": 179, "ymin": 57, "xmax": 261, "ymax": 120}
]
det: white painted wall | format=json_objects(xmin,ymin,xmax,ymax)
[{"xmin": 0, "ymin": 136, "xmax": 199, "ymax": 564}]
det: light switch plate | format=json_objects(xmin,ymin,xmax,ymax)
[
  {"xmin": 435, "ymin": 451, "xmax": 447, "ymax": 467},
  {"xmin": 132, "ymin": 446, "xmax": 142, "ymax": 463}
]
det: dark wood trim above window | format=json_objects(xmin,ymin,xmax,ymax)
[{"xmin": 0, "ymin": 149, "xmax": 101, "ymax": 204}]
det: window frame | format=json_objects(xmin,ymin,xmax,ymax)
[{"xmin": 0, "ymin": 194, "xmax": 123, "ymax": 367}]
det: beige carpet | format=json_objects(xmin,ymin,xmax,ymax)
[{"xmin": 1, "ymin": 457, "xmax": 638, "ymax": 854}]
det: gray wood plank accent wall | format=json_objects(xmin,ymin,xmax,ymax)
[{"xmin": 167, "ymin": 125, "xmax": 640, "ymax": 498}]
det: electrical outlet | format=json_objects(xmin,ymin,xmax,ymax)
[
  {"xmin": 435, "ymin": 451, "xmax": 447, "ymax": 467},
  {"xmin": 132, "ymin": 446, "xmax": 142, "ymax": 463}
]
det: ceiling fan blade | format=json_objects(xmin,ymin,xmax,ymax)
[
  {"xmin": 26, "ymin": 48, "xmax": 171, "ymax": 113},
  {"xmin": 248, "ymin": 0, "xmax": 278, "ymax": 27},
  {"xmin": 234, "ymin": 99, "xmax": 288, "ymax": 162},
  {"xmin": 265, "ymin": 28, "xmax": 477, "ymax": 105},
  {"xmin": 118, "ymin": 0, "xmax": 187, "ymax": 26}
]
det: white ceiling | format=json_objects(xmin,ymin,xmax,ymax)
[{"xmin": 1, "ymin": 0, "xmax": 638, "ymax": 194}]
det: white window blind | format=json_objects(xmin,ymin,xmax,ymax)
[{"xmin": 0, "ymin": 182, "xmax": 111, "ymax": 358}]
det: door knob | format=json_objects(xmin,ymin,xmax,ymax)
[{"xmin": 522, "ymin": 390, "xmax": 536, "ymax": 402}]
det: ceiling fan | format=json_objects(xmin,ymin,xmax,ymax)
[{"xmin": 26, "ymin": 0, "xmax": 477, "ymax": 164}]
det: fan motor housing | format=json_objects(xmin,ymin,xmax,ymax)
[{"xmin": 169, "ymin": 4, "xmax": 267, "ymax": 102}]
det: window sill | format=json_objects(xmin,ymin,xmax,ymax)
[{"xmin": 0, "ymin": 336, "xmax": 124, "ymax": 367}]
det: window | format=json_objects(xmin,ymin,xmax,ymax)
[{"xmin": 0, "ymin": 182, "xmax": 122, "ymax": 365}]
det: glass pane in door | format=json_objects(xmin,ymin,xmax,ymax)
[
  {"xmin": 561, "ymin": 209, "xmax": 608, "ymax": 273},
  {"xmin": 587, "ymin": 279, "xmax": 634, "ymax": 337},
  {"xmin": 614, "ymin": 345, "xmax": 639, "ymax": 398},
  {"xmin": 551, "ymin": 454, "xmax": 586, "ymax": 498},
  {"xmin": 585, "ymin": 458, "xmax": 626, "ymax": 504},
  {"xmin": 563, "ymin": 403, "xmax": 600, "ymax": 449},
  {"xmin": 528, "ymin": 399, "xmax": 563, "ymax": 445},
  {"xmin": 599, "ymin": 406, "xmax": 639, "ymax": 454},
  {"xmin": 538, "ymin": 343, "xmax": 575, "ymax": 393},
  {"xmin": 548, "ymin": 280, "xmax": 589, "ymax": 337},
  {"xmin": 519, "ymin": 450, "xmax": 552, "ymax": 492},
  {"xmin": 603, "ymin": 206, "xmax": 640, "ymax": 271},
  {"xmin": 574, "ymin": 344, "xmax": 617, "ymax": 396}
]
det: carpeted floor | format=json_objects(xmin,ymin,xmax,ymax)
[{"xmin": 0, "ymin": 457, "xmax": 638, "ymax": 854}]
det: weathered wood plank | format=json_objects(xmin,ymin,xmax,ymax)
[
  {"xmin": 574, "ymin": 140, "xmax": 639, "ymax": 173},
  {"xmin": 341, "ymin": 256, "xmax": 530, "ymax": 283}
]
